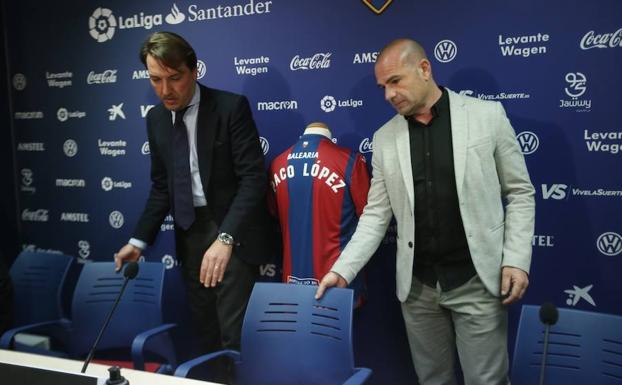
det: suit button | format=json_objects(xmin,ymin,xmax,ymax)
[{"xmin": 408, "ymin": 242, "xmax": 413, "ymax": 248}]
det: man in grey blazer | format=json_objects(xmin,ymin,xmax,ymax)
[{"xmin": 316, "ymin": 38, "xmax": 535, "ymax": 385}]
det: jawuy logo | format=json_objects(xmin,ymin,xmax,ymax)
[
  {"xmin": 259, "ymin": 137, "xmax": 270, "ymax": 155},
  {"xmin": 597, "ymin": 232, "xmax": 622, "ymax": 256},
  {"xmin": 434, "ymin": 40, "xmax": 457, "ymax": 63},
  {"xmin": 21, "ymin": 169, "xmax": 35, "ymax": 193},
  {"xmin": 89, "ymin": 7, "xmax": 116, "ymax": 43},
  {"xmin": 197, "ymin": 60, "xmax": 207, "ymax": 79},
  {"xmin": 109, "ymin": 211, "xmax": 124, "ymax": 229},
  {"xmin": 516, "ymin": 131, "xmax": 539, "ymax": 155},
  {"xmin": 560, "ymin": 72, "xmax": 591, "ymax": 111},
  {"xmin": 78, "ymin": 240, "xmax": 90, "ymax": 259},
  {"xmin": 361, "ymin": 0, "xmax": 393, "ymax": 14},
  {"xmin": 63, "ymin": 139, "xmax": 78, "ymax": 157},
  {"xmin": 165, "ymin": 3, "xmax": 185, "ymax": 24},
  {"xmin": 13, "ymin": 73, "xmax": 26, "ymax": 90}
]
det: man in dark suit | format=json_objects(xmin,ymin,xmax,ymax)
[{"xmin": 114, "ymin": 32, "xmax": 273, "ymax": 376}]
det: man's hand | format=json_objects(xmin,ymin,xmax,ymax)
[
  {"xmin": 200, "ymin": 239, "xmax": 233, "ymax": 287},
  {"xmin": 500, "ymin": 266, "xmax": 529, "ymax": 305},
  {"xmin": 114, "ymin": 244, "xmax": 141, "ymax": 272},
  {"xmin": 315, "ymin": 272, "xmax": 348, "ymax": 299}
]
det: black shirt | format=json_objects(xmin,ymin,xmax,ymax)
[{"xmin": 408, "ymin": 87, "xmax": 476, "ymax": 291}]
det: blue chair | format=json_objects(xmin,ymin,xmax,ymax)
[
  {"xmin": 175, "ymin": 282, "xmax": 372, "ymax": 385},
  {"xmin": 512, "ymin": 304, "xmax": 622, "ymax": 385},
  {"xmin": 0, "ymin": 251, "xmax": 74, "ymax": 351},
  {"xmin": 1, "ymin": 262, "xmax": 178, "ymax": 373}
]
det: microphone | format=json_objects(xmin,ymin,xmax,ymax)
[
  {"xmin": 81, "ymin": 262, "xmax": 140, "ymax": 374},
  {"xmin": 538, "ymin": 302, "xmax": 559, "ymax": 385}
]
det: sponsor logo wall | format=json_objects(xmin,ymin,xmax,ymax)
[{"xmin": 5, "ymin": 1, "xmax": 621, "ymax": 383}]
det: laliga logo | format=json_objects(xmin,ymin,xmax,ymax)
[
  {"xmin": 359, "ymin": 138, "xmax": 373, "ymax": 153},
  {"xmin": 564, "ymin": 72, "xmax": 587, "ymax": 99},
  {"xmin": 320, "ymin": 95, "xmax": 337, "ymax": 112},
  {"xmin": 516, "ymin": 131, "xmax": 539, "ymax": 155},
  {"xmin": 78, "ymin": 240, "xmax": 90, "ymax": 259},
  {"xmin": 259, "ymin": 136, "xmax": 270, "ymax": 155},
  {"xmin": 165, "ymin": 3, "xmax": 185, "ymax": 24},
  {"xmin": 63, "ymin": 139, "xmax": 78, "ymax": 157},
  {"xmin": 434, "ymin": 40, "xmax": 457, "ymax": 63},
  {"xmin": 101, "ymin": 177, "xmax": 114, "ymax": 191},
  {"xmin": 89, "ymin": 7, "xmax": 116, "ymax": 43},
  {"xmin": 197, "ymin": 60, "xmax": 207, "ymax": 80},
  {"xmin": 109, "ymin": 210, "xmax": 124, "ymax": 229},
  {"xmin": 597, "ymin": 232, "xmax": 622, "ymax": 256},
  {"xmin": 13, "ymin": 73, "xmax": 26, "ymax": 91},
  {"xmin": 162, "ymin": 255, "xmax": 176, "ymax": 269}
]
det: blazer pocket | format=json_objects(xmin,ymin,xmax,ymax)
[{"xmin": 467, "ymin": 135, "xmax": 491, "ymax": 149}]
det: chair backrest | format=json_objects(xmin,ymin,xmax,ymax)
[
  {"xmin": 512, "ymin": 304, "xmax": 622, "ymax": 385},
  {"xmin": 9, "ymin": 251, "xmax": 73, "ymax": 326},
  {"xmin": 69, "ymin": 262, "xmax": 170, "ymax": 358},
  {"xmin": 238, "ymin": 283, "xmax": 355, "ymax": 385}
]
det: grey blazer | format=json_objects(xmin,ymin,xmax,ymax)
[{"xmin": 331, "ymin": 88, "xmax": 535, "ymax": 301}]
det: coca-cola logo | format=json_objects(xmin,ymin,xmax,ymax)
[
  {"xmin": 290, "ymin": 53, "xmax": 331, "ymax": 71},
  {"xmin": 21, "ymin": 209, "xmax": 49, "ymax": 222},
  {"xmin": 87, "ymin": 69, "xmax": 118, "ymax": 84},
  {"xmin": 359, "ymin": 138, "xmax": 373, "ymax": 154},
  {"xmin": 580, "ymin": 28, "xmax": 622, "ymax": 50}
]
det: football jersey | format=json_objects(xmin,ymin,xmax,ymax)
[{"xmin": 269, "ymin": 134, "xmax": 370, "ymax": 299}]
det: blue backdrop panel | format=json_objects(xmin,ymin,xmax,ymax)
[{"xmin": 5, "ymin": 1, "xmax": 622, "ymax": 383}]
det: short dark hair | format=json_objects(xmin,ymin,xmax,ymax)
[{"xmin": 139, "ymin": 31, "xmax": 197, "ymax": 70}]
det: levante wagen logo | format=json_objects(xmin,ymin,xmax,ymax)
[{"xmin": 361, "ymin": 0, "xmax": 393, "ymax": 14}]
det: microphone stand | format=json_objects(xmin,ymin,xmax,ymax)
[{"xmin": 81, "ymin": 276, "xmax": 132, "ymax": 373}]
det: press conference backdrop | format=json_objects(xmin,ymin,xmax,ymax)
[{"xmin": 5, "ymin": 0, "xmax": 622, "ymax": 383}]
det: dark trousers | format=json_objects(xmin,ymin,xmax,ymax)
[{"xmin": 175, "ymin": 207, "xmax": 257, "ymax": 382}]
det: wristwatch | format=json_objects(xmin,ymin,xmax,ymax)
[{"xmin": 217, "ymin": 232, "xmax": 235, "ymax": 246}]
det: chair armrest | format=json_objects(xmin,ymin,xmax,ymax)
[
  {"xmin": 131, "ymin": 323, "xmax": 177, "ymax": 371},
  {"xmin": 0, "ymin": 320, "xmax": 68, "ymax": 349},
  {"xmin": 342, "ymin": 367, "xmax": 372, "ymax": 385},
  {"xmin": 174, "ymin": 349, "xmax": 240, "ymax": 378}
]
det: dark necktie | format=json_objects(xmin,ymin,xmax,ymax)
[{"xmin": 173, "ymin": 107, "xmax": 195, "ymax": 230}]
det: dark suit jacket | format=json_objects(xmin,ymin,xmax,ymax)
[{"xmin": 133, "ymin": 84, "xmax": 274, "ymax": 264}]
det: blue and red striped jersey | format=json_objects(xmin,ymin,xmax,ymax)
[{"xmin": 269, "ymin": 134, "xmax": 370, "ymax": 297}]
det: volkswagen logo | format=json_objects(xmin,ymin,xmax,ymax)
[
  {"xmin": 597, "ymin": 232, "xmax": 622, "ymax": 256},
  {"xmin": 516, "ymin": 131, "xmax": 539, "ymax": 155},
  {"xmin": 434, "ymin": 40, "xmax": 457, "ymax": 63}
]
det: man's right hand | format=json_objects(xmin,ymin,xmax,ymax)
[
  {"xmin": 114, "ymin": 244, "xmax": 141, "ymax": 272},
  {"xmin": 315, "ymin": 272, "xmax": 347, "ymax": 299}
]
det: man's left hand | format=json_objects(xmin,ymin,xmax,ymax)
[
  {"xmin": 500, "ymin": 266, "xmax": 529, "ymax": 305},
  {"xmin": 200, "ymin": 239, "xmax": 233, "ymax": 287}
]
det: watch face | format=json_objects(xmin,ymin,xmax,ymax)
[{"xmin": 218, "ymin": 233, "xmax": 234, "ymax": 245}]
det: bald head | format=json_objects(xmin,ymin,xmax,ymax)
[
  {"xmin": 374, "ymin": 38, "xmax": 441, "ymax": 117},
  {"xmin": 378, "ymin": 38, "xmax": 428, "ymax": 69}
]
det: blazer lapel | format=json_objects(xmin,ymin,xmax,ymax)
[
  {"xmin": 448, "ymin": 90, "xmax": 468, "ymax": 198},
  {"xmin": 394, "ymin": 118, "xmax": 415, "ymax": 211},
  {"xmin": 196, "ymin": 85, "xmax": 218, "ymax": 191}
]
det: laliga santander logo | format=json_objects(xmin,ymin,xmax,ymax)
[{"xmin": 89, "ymin": 7, "xmax": 116, "ymax": 43}]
